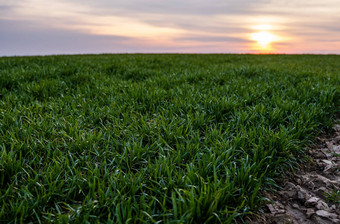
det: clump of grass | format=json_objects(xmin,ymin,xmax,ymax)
[
  {"xmin": 326, "ymin": 188, "xmax": 340, "ymax": 204},
  {"xmin": 0, "ymin": 54, "xmax": 339, "ymax": 223}
]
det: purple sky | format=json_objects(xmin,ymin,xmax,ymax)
[{"xmin": 1, "ymin": 0, "xmax": 340, "ymax": 55}]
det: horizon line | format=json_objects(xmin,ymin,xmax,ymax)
[{"xmin": 1, "ymin": 52, "xmax": 340, "ymax": 58}]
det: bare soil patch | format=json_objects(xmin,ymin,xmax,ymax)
[{"xmin": 251, "ymin": 124, "xmax": 340, "ymax": 224}]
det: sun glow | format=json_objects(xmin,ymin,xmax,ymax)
[
  {"xmin": 251, "ymin": 31, "xmax": 276, "ymax": 49},
  {"xmin": 250, "ymin": 24, "xmax": 281, "ymax": 52}
]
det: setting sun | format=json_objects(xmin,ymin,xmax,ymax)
[
  {"xmin": 249, "ymin": 23, "xmax": 282, "ymax": 52},
  {"xmin": 251, "ymin": 31, "xmax": 276, "ymax": 49}
]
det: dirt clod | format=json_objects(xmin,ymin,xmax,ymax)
[
  {"xmin": 316, "ymin": 210, "xmax": 337, "ymax": 219},
  {"xmin": 306, "ymin": 208, "xmax": 315, "ymax": 218},
  {"xmin": 316, "ymin": 200, "xmax": 330, "ymax": 211},
  {"xmin": 306, "ymin": 197, "xmax": 320, "ymax": 207},
  {"xmin": 250, "ymin": 123, "xmax": 340, "ymax": 224}
]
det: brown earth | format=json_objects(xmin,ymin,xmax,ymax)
[{"xmin": 250, "ymin": 124, "xmax": 340, "ymax": 224}]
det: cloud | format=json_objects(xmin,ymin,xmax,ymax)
[
  {"xmin": 0, "ymin": 19, "xmax": 131, "ymax": 56},
  {"xmin": 175, "ymin": 35, "xmax": 249, "ymax": 43},
  {"xmin": 0, "ymin": 5, "xmax": 10, "ymax": 11},
  {"xmin": 0, "ymin": 0, "xmax": 340, "ymax": 54},
  {"xmin": 62, "ymin": 0, "xmax": 264, "ymax": 16}
]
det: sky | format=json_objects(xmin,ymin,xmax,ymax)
[{"xmin": 1, "ymin": 0, "xmax": 340, "ymax": 56}]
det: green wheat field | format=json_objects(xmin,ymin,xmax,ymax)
[{"xmin": 0, "ymin": 54, "xmax": 339, "ymax": 223}]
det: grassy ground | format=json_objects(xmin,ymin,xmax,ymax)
[{"xmin": 0, "ymin": 54, "xmax": 339, "ymax": 223}]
